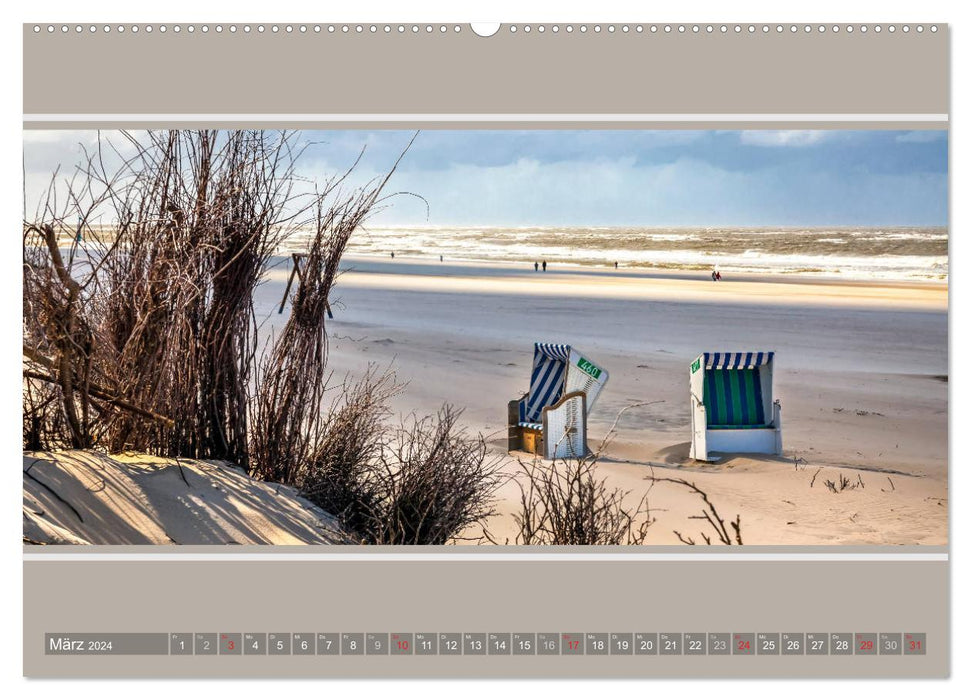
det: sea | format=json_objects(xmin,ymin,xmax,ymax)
[{"xmin": 283, "ymin": 226, "xmax": 948, "ymax": 283}]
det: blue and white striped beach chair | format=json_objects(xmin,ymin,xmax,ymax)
[
  {"xmin": 689, "ymin": 351, "xmax": 783, "ymax": 461},
  {"xmin": 508, "ymin": 343, "xmax": 610, "ymax": 459}
]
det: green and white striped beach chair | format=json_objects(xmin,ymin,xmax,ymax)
[
  {"xmin": 689, "ymin": 352, "xmax": 783, "ymax": 461},
  {"xmin": 508, "ymin": 343, "xmax": 610, "ymax": 460}
]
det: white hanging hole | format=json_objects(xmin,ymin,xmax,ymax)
[{"xmin": 470, "ymin": 23, "xmax": 500, "ymax": 37}]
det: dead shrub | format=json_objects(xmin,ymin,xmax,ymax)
[
  {"xmin": 300, "ymin": 403, "xmax": 502, "ymax": 545},
  {"xmin": 498, "ymin": 454, "xmax": 654, "ymax": 545}
]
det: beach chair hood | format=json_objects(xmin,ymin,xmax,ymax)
[{"xmin": 523, "ymin": 343, "xmax": 609, "ymax": 423}]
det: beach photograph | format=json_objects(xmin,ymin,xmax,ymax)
[{"xmin": 22, "ymin": 129, "xmax": 948, "ymax": 546}]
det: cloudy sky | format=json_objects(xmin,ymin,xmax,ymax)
[{"xmin": 23, "ymin": 129, "xmax": 948, "ymax": 227}]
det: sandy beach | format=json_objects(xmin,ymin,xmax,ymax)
[{"xmin": 256, "ymin": 255, "xmax": 948, "ymax": 546}]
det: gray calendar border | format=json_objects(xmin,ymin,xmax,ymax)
[
  {"xmin": 23, "ymin": 559, "xmax": 948, "ymax": 678},
  {"xmin": 23, "ymin": 24, "xmax": 948, "ymax": 116}
]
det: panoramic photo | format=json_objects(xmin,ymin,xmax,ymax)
[{"xmin": 22, "ymin": 129, "xmax": 948, "ymax": 546}]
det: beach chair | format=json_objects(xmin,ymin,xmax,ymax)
[
  {"xmin": 508, "ymin": 343, "xmax": 610, "ymax": 460},
  {"xmin": 689, "ymin": 352, "xmax": 782, "ymax": 461}
]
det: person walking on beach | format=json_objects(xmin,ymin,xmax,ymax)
[
  {"xmin": 440, "ymin": 255, "xmax": 443, "ymax": 262},
  {"xmin": 614, "ymin": 261, "xmax": 618, "ymax": 269},
  {"xmin": 390, "ymin": 251, "xmax": 395, "ymax": 259},
  {"xmin": 534, "ymin": 261, "xmax": 539, "ymax": 272},
  {"xmin": 711, "ymin": 269, "xmax": 718, "ymax": 282},
  {"xmin": 542, "ymin": 260, "xmax": 547, "ymax": 272}
]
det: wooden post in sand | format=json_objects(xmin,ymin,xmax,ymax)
[{"xmin": 278, "ymin": 253, "xmax": 334, "ymax": 319}]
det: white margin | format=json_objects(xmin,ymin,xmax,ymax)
[
  {"xmin": 23, "ymin": 552, "xmax": 949, "ymax": 562},
  {"xmin": 23, "ymin": 113, "xmax": 950, "ymax": 122}
]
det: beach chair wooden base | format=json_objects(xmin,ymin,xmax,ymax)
[{"xmin": 508, "ymin": 391, "xmax": 589, "ymax": 460}]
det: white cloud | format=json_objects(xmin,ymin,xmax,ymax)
[
  {"xmin": 738, "ymin": 130, "xmax": 830, "ymax": 147},
  {"xmin": 895, "ymin": 130, "xmax": 946, "ymax": 144}
]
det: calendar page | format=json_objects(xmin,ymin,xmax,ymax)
[{"xmin": 20, "ymin": 19, "xmax": 949, "ymax": 680}]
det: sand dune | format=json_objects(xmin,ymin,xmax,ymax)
[{"xmin": 23, "ymin": 451, "xmax": 351, "ymax": 545}]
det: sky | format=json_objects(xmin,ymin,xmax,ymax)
[{"xmin": 22, "ymin": 129, "xmax": 948, "ymax": 227}]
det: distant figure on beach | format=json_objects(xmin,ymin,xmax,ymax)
[
  {"xmin": 440, "ymin": 255, "xmax": 443, "ymax": 262},
  {"xmin": 614, "ymin": 261, "xmax": 618, "ymax": 269},
  {"xmin": 542, "ymin": 260, "xmax": 547, "ymax": 272},
  {"xmin": 390, "ymin": 251, "xmax": 395, "ymax": 259},
  {"xmin": 711, "ymin": 269, "xmax": 718, "ymax": 282},
  {"xmin": 534, "ymin": 261, "xmax": 539, "ymax": 272},
  {"xmin": 716, "ymin": 270, "xmax": 722, "ymax": 281}
]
